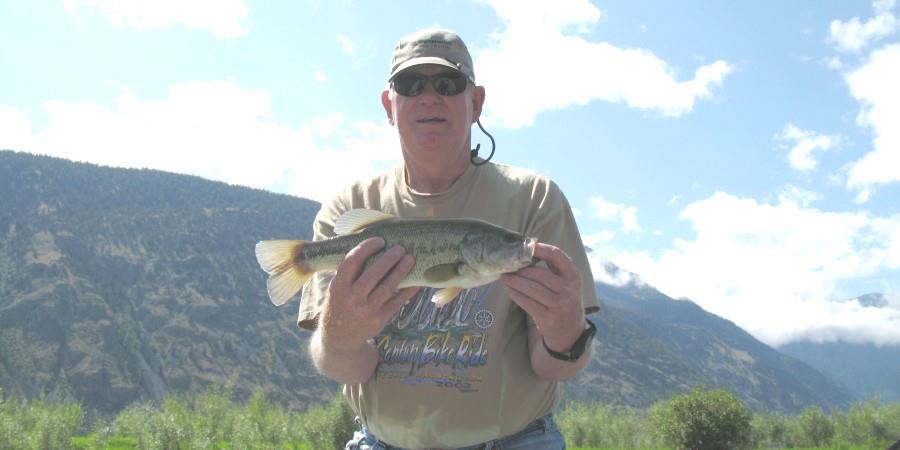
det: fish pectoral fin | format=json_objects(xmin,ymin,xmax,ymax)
[
  {"xmin": 334, "ymin": 209, "xmax": 396, "ymax": 235},
  {"xmin": 431, "ymin": 287, "xmax": 463, "ymax": 307},
  {"xmin": 423, "ymin": 263, "xmax": 462, "ymax": 283}
]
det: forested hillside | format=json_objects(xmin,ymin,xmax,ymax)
[{"xmin": 0, "ymin": 150, "xmax": 854, "ymax": 417}]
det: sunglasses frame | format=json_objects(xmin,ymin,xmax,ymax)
[{"xmin": 391, "ymin": 71, "xmax": 470, "ymax": 97}]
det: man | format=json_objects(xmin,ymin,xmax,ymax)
[{"xmin": 299, "ymin": 27, "xmax": 599, "ymax": 449}]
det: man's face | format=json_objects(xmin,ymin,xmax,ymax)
[{"xmin": 382, "ymin": 64, "xmax": 485, "ymax": 159}]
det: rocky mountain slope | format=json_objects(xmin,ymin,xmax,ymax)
[
  {"xmin": 577, "ymin": 266, "xmax": 854, "ymax": 411},
  {"xmin": 0, "ymin": 150, "xmax": 854, "ymax": 415},
  {"xmin": 0, "ymin": 150, "xmax": 326, "ymax": 414},
  {"xmin": 780, "ymin": 338, "xmax": 900, "ymax": 403}
]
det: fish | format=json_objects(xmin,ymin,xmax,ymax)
[{"xmin": 255, "ymin": 208, "xmax": 536, "ymax": 307}]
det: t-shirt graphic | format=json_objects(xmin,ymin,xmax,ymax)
[{"xmin": 375, "ymin": 285, "xmax": 495, "ymax": 393}]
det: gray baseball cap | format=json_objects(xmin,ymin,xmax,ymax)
[{"xmin": 388, "ymin": 28, "xmax": 475, "ymax": 82}]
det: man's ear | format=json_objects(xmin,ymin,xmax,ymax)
[
  {"xmin": 381, "ymin": 89, "xmax": 393, "ymax": 123},
  {"xmin": 472, "ymin": 85, "xmax": 486, "ymax": 123}
]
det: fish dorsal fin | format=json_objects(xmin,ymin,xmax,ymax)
[{"xmin": 334, "ymin": 209, "xmax": 396, "ymax": 235}]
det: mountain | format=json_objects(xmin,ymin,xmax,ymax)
[
  {"xmin": 0, "ymin": 150, "xmax": 854, "ymax": 415},
  {"xmin": 778, "ymin": 293, "xmax": 900, "ymax": 403},
  {"xmin": 780, "ymin": 333, "xmax": 900, "ymax": 402},
  {"xmin": 565, "ymin": 263, "xmax": 853, "ymax": 412},
  {"xmin": 0, "ymin": 150, "xmax": 328, "ymax": 415}
]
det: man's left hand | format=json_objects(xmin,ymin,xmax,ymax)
[{"xmin": 500, "ymin": 242, "xmax": 585, "ymax": 353}]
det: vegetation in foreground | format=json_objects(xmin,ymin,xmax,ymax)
[{"xmin": 1, "ymin": 386, "xmax": 899, "ymax": 449}]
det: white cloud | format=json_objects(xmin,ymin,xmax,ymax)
[
  {"xmin": 591, "ymin": 259, "xmax": 645, "ymax": 289},
  {"xmin": 844, "ymin": 43, "xmax": 900, "ymax": 202},
  {"xmin": 1, "ymin": 81, "xmax": 400, "ymax": 202},
  {"xmin": 828, "ymin": 0, "xmax": 897, "ymax": 53},
  {"xmin": 825, "ymin": 56, "xmax": 845, "ymax": 70},
  {"xmin": 594, "ymin": 191, "xmax": 900, "ymax": 347},
  {"xmin": 62, "ymin": 0, "xmax": 249, "ymax": 39},
  {"xmin": 589, "ymin": 196, "xmax": 640, "ymax": 233},
  {"xmin": 669, "ymin": 195, "xmax": 682, "ymax": 206},
  {"xmin": 311, "ymin": 112, "xmax": 343, "ymax": 137},
  {"xmin": 336, "ymin": 32, "xmax": 375, "ymax": 69},
  {"xmin": 337, "ymin": 33, "xmax": 356, "ymax": 56},
  {"xmin": 582, "ymin": 230, "xmax": 616, "ymax": 248},
  {"xmin": 0, "ymin": 107, "xmax": 33, "ymax": 150},
  {"xmin": 777, "ymin": 185, "xmax": 821, "ymax": 208},
  {"xmin": 476, "ymin": 0, "xmax": 732, "ymax": 128},
  {"xmin": 313, "ymin": 70, "xmax": 328, "ymax": 83},
  {"xmin": 774, "ymin": 123, "xmax": 842, "ymax": 172}
]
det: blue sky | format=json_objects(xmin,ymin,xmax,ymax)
[{"xmin": 2, "ymin": 0, "xmax": 899, "ymax": 347}]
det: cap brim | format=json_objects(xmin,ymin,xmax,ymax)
[{"xmin": 389, "ymin": 57, "xmax": 473, "ymax": 82}]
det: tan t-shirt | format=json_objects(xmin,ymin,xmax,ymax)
[{"xmin": 299, "ymin": 161, "xmax": 599, "ymax": 449}]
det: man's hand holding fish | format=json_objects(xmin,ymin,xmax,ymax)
[
  {"xmin": 313, "ymin": 237, "xmax": 419, "ymax": 384},
  {"xmin": 502, "ymin": 242, "xmax": 588, "ymax": 381}
]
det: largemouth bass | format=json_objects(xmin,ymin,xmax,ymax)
[{"xmin": 255, "ymin": 209, "xmax": 536, "ymax": 307}]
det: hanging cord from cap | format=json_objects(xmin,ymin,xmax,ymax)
[{"xmin": 470, "ymin": 119, "xmax": 495, "ymax": 166}]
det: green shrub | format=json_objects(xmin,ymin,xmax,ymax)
[
  {"xmin": 0, "ymin": 395, "xmax": 83, "ymax": 450},
  {"xmin": 0, "ymin": 397, "xmax": 26, "ymax": 450},
  {"xmin": 296, "ymin": 394, "xmax": 357, "ymax": 450},
  {"xmin": 833, "ymin": 399, "xmax": 900, "ymax": 447},
  {"xmin": 789, "ymin": 405, "xmax": 834, "ymax": 447},
  {"xmin": 233, "ymin": 388, "xmax": 301, "ymax": 447},
  {"xmin": 750, "ymin": 411, "xmax": 792, "ymax": 448},
  {"xmin": 648, "ymin": 387, "xmax": 753, "ymax": 450},
  {"xmin": 110, "ymin": 401, "xmax": 183, "ymax": 450},
  {"xmin": 10, "ymin": 383, "xmax": 900, "ymax": 450},
  {"xmin": 558, "ymin": 401, "xmax": 661, "ymax": 449},
  {"xmin": 100, "ymin": 387, "xmax": 352, "ymax": 449},
  {"xmin": 189, "ymin": 384, "xmax": 236, "ymax": 447},
  {"xmin": 558, "ymin": 401, "xmax": 605, "ymax": 446}
]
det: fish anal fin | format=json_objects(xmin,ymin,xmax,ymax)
[
  {"xmin": 334, "ymin": 209, "xmax": 396, "ymax": 235},
  {"xmin": 431, "ymin": 287, "xmax": 462, "ymax": 307}
]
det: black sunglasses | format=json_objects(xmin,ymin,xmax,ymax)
[{"xmin": 391, "ymin": 71, "xmax": 469, "ymax": 97}]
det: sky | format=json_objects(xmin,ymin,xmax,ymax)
[{"xmin": 2, "ymin": 0, "xmax": 899, "ymax": 348}]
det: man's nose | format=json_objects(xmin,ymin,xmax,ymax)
[{"xmin": 416, "ymin": 80, "xmax": 442, "ymax": 103}]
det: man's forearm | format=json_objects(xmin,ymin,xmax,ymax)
[{"xmin": 309, "ymin": 329, "xmax": 379, "ymax": 385}]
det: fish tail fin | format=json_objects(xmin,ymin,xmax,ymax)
[{"xmin": 255, "ymin": 240, "xmax": 313, "ymax": 306}]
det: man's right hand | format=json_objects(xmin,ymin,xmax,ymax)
[{"xmin": 319, "ymin": 237, "xmax": 419, "ymax": 351}]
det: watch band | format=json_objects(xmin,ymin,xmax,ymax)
[{"xmin": 542, "ymin": 318, "xmax": 597, "ymax": 362}]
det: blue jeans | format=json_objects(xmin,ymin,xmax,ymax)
[{"xmin": 344, "ymin": 413, "xmax": 566, "ymax": 450}]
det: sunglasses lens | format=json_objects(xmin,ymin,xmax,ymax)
[
  {"xmin": 393, "ymin": 72, "xmax": 467, "ymax": 97},
  {"xmin": 393, "ymin": 75, "xmax": 426, "ymax": 96},
  {"xmin": 434, "ymin": 75, "xmax": 465, "ymax": 96}
]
